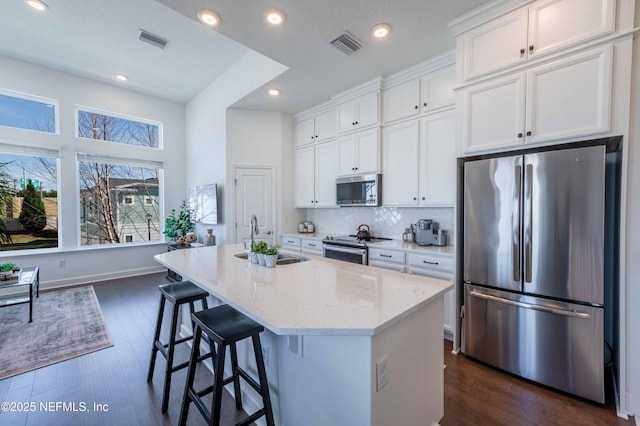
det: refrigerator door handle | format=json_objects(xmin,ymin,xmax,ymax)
[
  {"xmin": 513, "ymin": 164, "xmax": 522, "ymax": 281},
  {"xmin": 524, "ymin": 163, "xmax": 533, "ymax": 283},
  {"xmin": 470, "ymin": 290, "xmax": 591, "ymax": 319}
]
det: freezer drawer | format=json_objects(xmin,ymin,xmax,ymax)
[{"xmin": 463, "ymin": 284, "xmax": 604, "ymax": 403}]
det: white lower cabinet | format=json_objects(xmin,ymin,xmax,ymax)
[
  {"xmin": 281, "ymin": 236, "xmax": 301, "ymax": 252},
  {"xmin": 301, "ymin": 239, "xmax": 323, "ymax": 256},
  {"xmin": 407, "ymin": 253, "xmax": 455, "ymax": 340},
  {"xmin": 368, "ymin": 248, "xmax": 406, "ymax": 272}
]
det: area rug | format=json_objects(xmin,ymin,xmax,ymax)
[{"xmin": 0, "ymin": 286, "xmax": 113, "ymax": 380}]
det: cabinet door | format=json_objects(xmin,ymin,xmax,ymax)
[
  {"xmin": 382, "ymin": 121, "xmax": 419, "ymax": 206},
  {"xmin": 314, "ymin": 140, "xmax": 338, "ymax": 207},
  {"xmin": 294, "ymin": 146, "xmax": 316, "ymax": 207},
  {"xmin": 528, "ymin": 0, "xmax": 615, "ymax": 59},
  {"xmin": 355, "ymin": 128, "xmax": 380, "ymax": 174},
  {"xmin": 525, "ymin": 45, "xmax": 611, "ymax": 144},
  {"xmin": 315, "ymin": 109, "xmax": 337, "ymax": 142},
  {"xmin": 408, "ymin": 267, "xmax": 454, "ymax": 339},
  {"xmin": 420, "ymin": 111, "xmax": 456, "ymax": 206},
  {"xmin": 336, "ymin": 101, "xmax": 356, "ymax": 134},
  {"xmin": 420, "ymin": 66, "xmax": 456, "ymax": 113},
  {"xmin": 461, "ymin": 73, "xmax": 526, "ymax": 153},
  {"xmin": 462, "ymin": 8, "xmax": 528, "ymax": 81},
  {"xmin": 355, "ymin": 91, "xmax": 380, "ymax": 128},
  {"xmin": 295, "ymin": 118, "xmax": 316, "ymax": 147},
  {"xmin": 382, "ymin": 80, "xmax": 420, "ymax": 124},
  {"xmin": 337, "ymin": 134, "xmax": 357, "ymax": 175}
]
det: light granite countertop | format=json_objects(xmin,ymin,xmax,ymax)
[{"xmin": 154, "ymin": 244, "xmax": 452, "ymax": 337}]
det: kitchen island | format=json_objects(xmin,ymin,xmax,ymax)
[{"xmin": 154, "ymin": 244, "xmax": 452, "ymax": 426}]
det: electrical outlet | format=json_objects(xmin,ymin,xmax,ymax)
[
  {"xmin": 376, "ymin": 357, "xmax": 389, "ymax": 391},
  {"xmin": 262, "ymin": 346, "xmax": 269, "ymax": 367},
  {"xmin": 58, "ymin": 260, "xmax": 66, "ymax": 267}
]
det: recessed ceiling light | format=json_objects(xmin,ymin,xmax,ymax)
[
  {"xmin": 371, "ymin": 23, "xmax": 391, "ymax": 39},
  {"xmin": 265, "ymin": 9, "xmax": 285, "ymax": 25},
  {"xmin": 268, "ymin": 88, "xmax": 281, "ymax": 97},
  {"xmin": 26, "ymin": 0, "xmax": 48, "ymax": 11},
  {"xmin": 198, "ymin": 8, "xmax": 221, "ymax": 27},
  {"xmin": 116, "ymin": 74, "xmax": 128, "ymax": 81}
]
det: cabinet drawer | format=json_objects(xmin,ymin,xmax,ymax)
[
  {"xmin": 301, "ymin": 239, "xmax": 322, "ymax": 251},
  {"xmin": 369, "ymin": 260, "xmax": 406, "ymax": 272},
  {"xmin": 407, "ymin": 253, "xmax": 454, "ymax": 274},
  {"xmin": 281, "ymin": 236, "xmax": 301, "ymax": 247},
  {"xmin": 368, "ymin": 248, "xmax": 405, "ymax": 265}
]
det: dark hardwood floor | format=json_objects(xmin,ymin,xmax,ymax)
[{"xmin": 0, "ymin": 273, "xmax": 633, "ymax": 425}]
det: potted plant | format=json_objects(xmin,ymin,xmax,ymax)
[
  {"xmin": 163, "ymin": 200, "xmax": 194, "ymax": 246},
  {"xmin": 252, "ymin": 241, "xmax": 268, "ymax": 266},
  {"xmin": 263, "ymin": 245, "xmax": 279, "ymax": 268}
]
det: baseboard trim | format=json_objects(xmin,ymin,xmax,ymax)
[{"xmin": 40, "ymin": 266, "xmax": 166, "ymax": 290}]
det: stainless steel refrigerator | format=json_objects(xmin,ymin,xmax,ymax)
[{"xmin": 462, "ymin": 144, "xmax": 612, "ymax": 403}]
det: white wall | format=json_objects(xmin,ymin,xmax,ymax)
[
  {"xmin": 624, "ymin": 28, "xmax": 640, "ymax": 416},
  {"xmin": 226, "ymin": 108, "xmax": 303, "ymax": 242},
  {"xmin": 184, "ymin": 50, "xmax": 288, "ymax": 245},
  {"xmin": 0, "ymin": 54, "xmax": 186, "ymax": 288}
]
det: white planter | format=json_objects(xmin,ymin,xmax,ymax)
[
  {"xmin": 248, "ymin": 251, "xmax": 259, "ymax": 264},
  {"xmin": 257, "ymin": 253, "xmax": 266, "ymax": 266},
  {"xmin": 264, "ymin": 254, "xmax": 277, "ymax": 268}
]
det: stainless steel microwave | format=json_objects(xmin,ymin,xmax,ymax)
[{"xmin": 336, "ymin": 174, "xmax": 381, "ymax": 207}]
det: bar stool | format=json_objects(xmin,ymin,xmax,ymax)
[
  {"xmin": 147, "ymin": 281, "xmax": 210, "ymax": 413},
  {"xmin": 178, "ymin": 304, "xmax": 275, "ymax": 426}
]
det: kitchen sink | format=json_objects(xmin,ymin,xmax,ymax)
[{"xmin": 233, "ymin": 252, "xmax": 310, "ymax": 265}]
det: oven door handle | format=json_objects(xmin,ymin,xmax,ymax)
[{"xmin": 323, "ymin": 244, "xmax": 367, "ymax": 255}]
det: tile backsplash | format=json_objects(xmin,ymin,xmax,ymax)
[{"xmin": 305, "ymin": 207, "xmax": 454, "ymax": 245}]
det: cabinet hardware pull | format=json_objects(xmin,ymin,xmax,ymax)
[
  {"xmin": 526, "ymin": 131, "xmax": 532, "ymax": 136},
  {"xmin": 309, "ymin": 243, "xmax": 316, "ymax": 247},
  {"xmin": 520, "ymin": 48, "xmax": 525, "ymax": 54},
  {"xmin": 517, "ymin": 133, "xmax": 523, "ymax": 138},
  {"xmin": 287, "ymin": 240, "xmax": 294, "ymax": 243},
  {"xmin": 355, "ymin": 121, "xmax": 358, "ymax": 125},
  {"xmin": 529, "ymin": 45, "xmax": 534, "ymax": 51},
  {"xmin": 423, "ymin": 260, "xmax": 439, "ymax": 265},
  {"xmin": 423, "ymin": 102, "xmax": 427, "ymax": 107},
  {"xmin": 380, "ymin": 254, "xmax": 392, "ymax": 258},
  {"xmin": 413, "ymin": 197, "xmax": 417, "ymax": 200},
  {"xmin": 310, "ymin": 136, "xmax": 314, "ymax": 139},
  {"xmin": 422, "ymin": 196, "xmax": 425, "ymax": 200},
  {"xmin": 414, "ymin": 105, "xmax": 418, "ymax": 110}
]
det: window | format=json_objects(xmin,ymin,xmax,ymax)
[
  {"xmin": 0, "ymin": 147, "xmax": 59, "ymax": 251},
  {"xmin": 0, "ymin": 90, "xmax": 58, "ymax": 134},
  {"xmin": 77, "ymin": 108, "xmax": 160, "ymax": 148},
  {"xmin": 78, "ymin": 154, "xmax": 161, "ymax": 246}
]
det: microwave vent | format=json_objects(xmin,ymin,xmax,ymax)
[{"xmin": 330, "ymin": 32, "xmax": 363, "ymax": 55}]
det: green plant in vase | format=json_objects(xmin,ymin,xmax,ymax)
[
  {"xmin": 164, "ymin": 200, "xmax": 194, "ymax": 245},
  {"xmin": 263, "ymin": 245, "xmax": 279, "ymax": 268}
]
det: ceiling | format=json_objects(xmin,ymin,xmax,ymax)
[{"xmin": 1, "ymin": 0, "xmax": 492, "ymax": 114}]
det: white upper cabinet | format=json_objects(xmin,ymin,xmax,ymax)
[
  {"xmin": 460, "ymin": 0, "xmax": 615, "ymax": 82},
  {"xmin": 337, "ymin": 128, "xmax": 380, "ymax": 176},
  {"xmin": 382, "ymin": 66, "xmax": 456, "ymax": 124},
  {"xmin": 527, "ymin": 0, "xmax": 615, "ymax": 59},
  {"xmin": 295, "ymin": 108, "xmax": 337, "ymax": 147},
  {"xmin": 461, "ymin": 46, "xmax": 611, "ymax": 153},
  {"xmin": 294, "ymin": 140, "xmax": 338, "ymax": 208},
  {"xmin": 337, "ymin": 91, "xmax": 380, "ymax": 134},
  {"xmin": 383, "ymin": 111, "xmax": 456, "ymax": 206},
  {"xmin": 462, "ymin": 8, "xmax": 529, "ymax": 81}
]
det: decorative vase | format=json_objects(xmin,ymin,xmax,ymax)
[
  {"xmin": 257, "ymin": 253, "xmax": 266, "ymax": 266},
  {"xmin": 248, "ymin": 251, "xmax": 259, "ymax": 264},
  {"xmin": 204, "ymin": 229, "xmax": 216, "ymax": 246},
  {"xmin": 264, "ymin": 254, "xmax": 277, "ymax": 268}
]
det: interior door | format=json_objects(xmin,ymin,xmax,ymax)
[
  {"xmin": 234, "ymin": 167, "xmax": 275, "ymax": 248},
  {"xmin": 463, "ymin": 155, "xmax": 522, "ymax": 292}
]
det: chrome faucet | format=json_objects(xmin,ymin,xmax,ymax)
[{"xmin": 249, "ymin": 214, "xmax": 259, "ymax": 249}]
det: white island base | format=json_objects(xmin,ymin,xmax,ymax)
[{"xmin": 154, "ymin": 245, "xmax": 448, "ymax": 426}]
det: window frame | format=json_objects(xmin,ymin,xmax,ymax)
[
  {"xmin": 0, "ymin": 88, "xmax": 60, "ymax": 135},
  {"xmin": 74, "ymin": 105, "xmax": 163, "ymax": 149}
]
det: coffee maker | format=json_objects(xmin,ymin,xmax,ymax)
[{"xmin": 414, "ymin": 219, "xmax": 447, "ymax": 246}]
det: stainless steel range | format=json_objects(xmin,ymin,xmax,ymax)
[{"xmin": 322, "ymin": 235, "xmax": 391, "ymax": 265}]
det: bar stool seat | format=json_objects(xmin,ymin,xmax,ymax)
[
  {"xmin": 179, "ymin": 304, "xmax": 275, "ymax": 426},
  {"xmin": 147, "ymin": 281, "xmax": 209, "ymax": 413}
]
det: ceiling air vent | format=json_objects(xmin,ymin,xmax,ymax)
[
  {"xmin": 139, "ymin": 30, "xmax": 169, "ymax": 50},
  {"xmin": 330, "ymin": 32, "xmax": 363, "ymax": 56}
]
